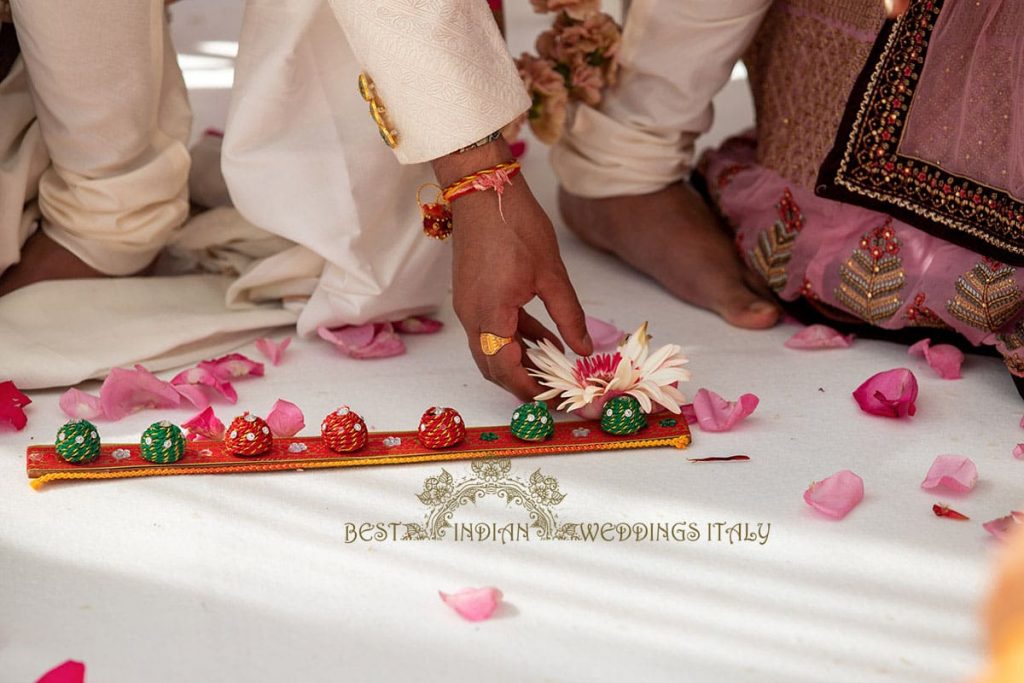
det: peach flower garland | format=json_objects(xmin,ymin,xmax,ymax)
[{"xmin": 510, "ymin": 2, "xmax": 622, "ymax": 144}]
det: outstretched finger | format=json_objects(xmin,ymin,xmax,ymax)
[{"xmin": 537, "ymin": 266, "xmax": 593, "ymax": 357}]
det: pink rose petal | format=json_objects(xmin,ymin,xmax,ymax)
[
  {"xmin": 254, "ymin": 336, "xmax": 291, "ymax": 366},
  {"xmin": 36, "ymin": 660, "xmax": 85, "ymax": 683},
  {"xmin": 172, "ymin": 383, "xmax": 211, "ymax": 410},
  {"xmin": 804, "ymin": 470, "xmax": 864, "ymax": 520},
  {"xmin": 920, "ymin": 455, "xmax": 978, "ymax": 493},
  {"xmin": 585, "ymin": 315, "xmax": 626, "ymax": 352},
  {"xmin": 852, "ymin": 368, "xmax": 918, "ymax": 418},
  {"xmin": 197, "ymin": 353, "xmax": 264, "ymax": 382},
  {"xmin": 266, "ymin": 399, "xmax": 304, "ymax": 437},
  {"xmin": 182, "ymin": 406, "xmax": 226, "ymax": 441},
  {"xmin": 1014, "ymin": 444, "xmax": 1024, "ymax": 460},
  {"xmin": 58, "ymin": 388, "xmax": 104, "ymax": 420},
  {"xmin": 171, "ymin": 366, "xmax": 238, "ymax": 404},
  {"xmin": 784, "ymin": 324, "xmax": 854, "ymax": 350},
  {"xmin": 439, "ymin": 587, "xmax": 503, "ymax": 622},
  {"xmin": 983, "ymin": 511, "xmax": 1024, "ymax": 541},
  {"xmin": 99, "ymin": 365, "xmax": 181, "ymax": 421},
  {"xmin": 908, "ymin": 338, "xmax": 963, "ymax": 379},
  {"xmin": 393, "ymin": 316, "xmax": 444, "ymax": 334},
  {"xmin": 317, "ymin": 322, "xmax": 406, "ymax": 359},
  {"xmin": 690, "ymin": 388, "xmax": 759, "ymax": 432},
  {"xmin": 0, "ymin": 380, "xmax": 30, "ymax": 432}
]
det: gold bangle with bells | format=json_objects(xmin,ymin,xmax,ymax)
[{"xmin": 480, "ymin": 332, "xmax": 513, "ymax": 356}]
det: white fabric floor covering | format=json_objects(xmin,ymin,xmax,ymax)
[{"xmin": 2, "ymin": 151, "xmax": 1023, "ymax": 682}]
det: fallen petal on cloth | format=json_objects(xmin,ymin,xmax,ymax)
[
  {"xmin": 908, "ymin": 338, "xmax": 963, "ymax": 380},
  {"xmin": 439, "ymin": 587, "xmax": 503, "ymax": 622},
  {"xmin": 182, "ymin": 406, "xmax": 226, "ymax": 441},
  {"xmin": 254, "ymin": 337, "xmax": 291, "ymax": 366},
  {"xmin": 0, "ymin": 380, "xmax": 31, "ymax": 432},
  {"xmin": 690, "ymin": 389, "xmax": 759, "ymax": 432},
  {"xmin": 784, "ymin": 324, "xmax": 853, "ymax": 350},
  {"xmin": 317, "ymin": 323, "xmax": 406, "ymax": 359},
  {"xmin": 932, "ymin": 503, "xmax": 970, "ymax": 520},
  {"xmin": 171, "ymin": 366, "xmax": 238, "ymax": 404},
  {"xmin": 36, "ymin": 660, "xmax": 85, "ymax": 683},
  {"xmin": 984, "ymin": 512, "xmax": 1024, "ymax": 540},
  {"xmin": 58, "ymin": 388, "xmax": 104, "ymax": 420},
  {"xmin": 804, "ymin": 470, "xmax": 864, "ymax": 520},
  {"xmin": 393, "ymin": 316, "xmax": 444, "ymax": 334},
  {"xmin": 99, "ymin": 365, "xmax": 181, "ymax": 421},
  {"xmin": 198, "ymin": 353, "xmax": 264, "ymax": 381},
  {"xmin": 1014, "ymin": 444, "xmax": 1024, "ymax": 460},
  {"xmin": 585, "ymin": 315, "xmax": 626, "ymax": 351},
  {"xmin": 852, "ymin": 368, "xmax": 918, "ymax": 418},
  {"xmin": 172, "ymin": 384, "xmax": 211, "ymax": 410},
  {"xmin": 921, "ymin": 455, "xmax": 978, "ymax": 493},
  {"xmin": 266, "ymin": 399, "xmax": 304, "ymax": 437}
]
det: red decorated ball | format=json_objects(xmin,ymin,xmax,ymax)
[
  {"xmin": 321, "ymin": 406, "xmax": 368, "ymax": 453},
  {"xmin": 225, "ymin": 412, "xmax": 273, "ymax": 456},
  {"xmin": 417, "ymin": 406, "xmax": 465, "ymax": 449}
]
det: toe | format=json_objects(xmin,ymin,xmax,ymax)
[{"xmin": 714, "ymin": 283, "xmax": 782, "ymax": 330}]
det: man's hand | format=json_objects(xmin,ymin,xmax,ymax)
[{"xmin": 431, "ymin": 138, "xmax": 592, "ymax": 401}]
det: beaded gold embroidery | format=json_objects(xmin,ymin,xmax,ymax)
[
  {"xmin": 946, "ymin": 260, "xmax": 1024, "ymax": 333},
  {"xmin": 835, "ymin": 221, "xmax": 906, "ymax": 323},
  {"xmin": 749, "ymin": 189, "xmax": 805, "ymax": 292}
]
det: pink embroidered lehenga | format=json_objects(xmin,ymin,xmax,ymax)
[{"xmin": 699, "ymin": 0, "xmax": 1024, "ymax": 392}]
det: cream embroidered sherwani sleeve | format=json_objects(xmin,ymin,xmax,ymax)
[
  {"xmin": 326, "ymin": 0, "xmax": 531, "ymax": 164},
  {"xmin": 551, "ymin": 0, "xmax": 772, "ymax": 197}
]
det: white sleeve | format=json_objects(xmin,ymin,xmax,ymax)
[
  {"xmin": 551, "ymin": 0, "xmax": 771, "ymax": 197},
  {"xmin": 328, "ymin": 0, "xmax": 531, "ymax": 164}
]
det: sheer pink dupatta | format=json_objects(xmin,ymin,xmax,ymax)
[{"xmin": 817, "ymin": 0, "xmax": 1024, "ymax": 264}]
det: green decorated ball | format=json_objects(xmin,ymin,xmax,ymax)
[
  {"xmin": 600, "ymin": 396, "xmax": 647, "ymax": 436},
  {"xmin": 510, "ymin": 401, "xmax": 554, "ymax": 442},
  {"xmin": 140, "ymin": 420, "xmax": 186, "ymax": 464},
  {"xmin": 56, "ymin": 419, "xmax": 101, "ymax": 463}
]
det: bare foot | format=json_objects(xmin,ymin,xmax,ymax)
[
  {"xmin": 0, "ymin": 231, "xmax": 109, "ymax": 297},
  {"xmin": 559, "ymin": 181, "xmax": 781, "ymax": 329}
]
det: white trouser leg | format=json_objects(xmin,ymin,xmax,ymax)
[
  {"xmin": 10, "ymin": 0, "xmax": 192, "ymax": 275},
  {"xmin": 551, "ymin": 0, "xmax": 771, "ymax": 197},
  {"xmin": 0, "ymin": 51, "xmax": 46, "ymax": 275}
]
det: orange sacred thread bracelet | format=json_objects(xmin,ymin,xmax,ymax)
[{"xmin": 417, "ymin": 161, "xmax": 522, "ymax": 240}]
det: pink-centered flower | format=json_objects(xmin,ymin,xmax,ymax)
[{"xmin": 527, "ymin": 322, "xmax": 689, "ymax": 416}]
